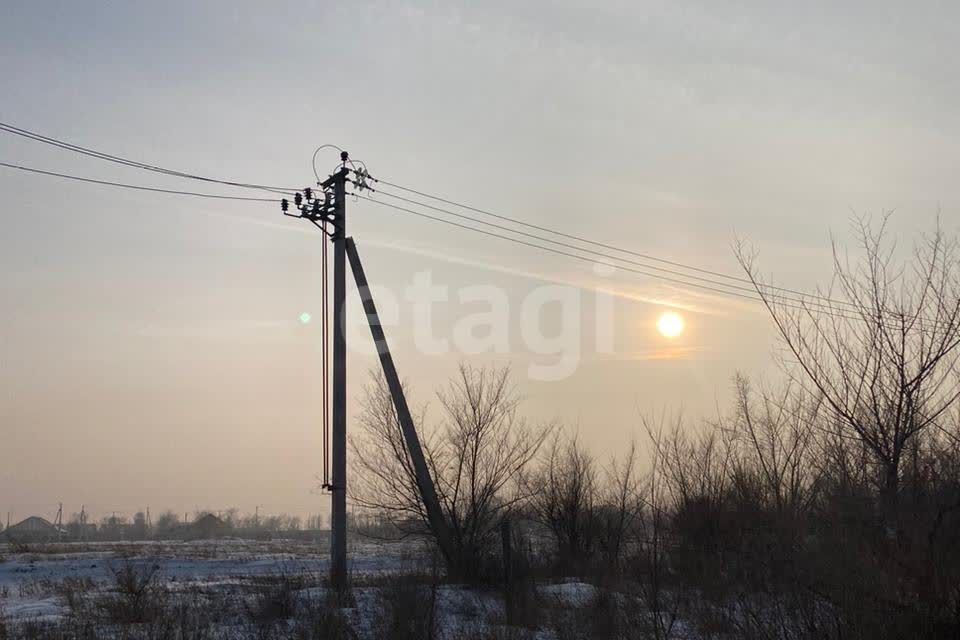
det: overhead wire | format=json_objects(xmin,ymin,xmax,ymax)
[
  {"xmin": 0, "ymin": 120, "xmax": 933, "ymax": 319},
  {"xmin": 0, "ymin": 149, "xmax": 946, "ymax": 329},
  {"xmin": 0, "ymin": 160, "xmax": 282, "ymax": 202},
  {"xmin": 0, "ymin": 122, "xmax": 948, "ymax": 328},
  {"xmin": 356, "ymin": 173, "xmax": 960, "ymax": 331},
  {"xmin": 351, "ymin": 193, "xmax": 881, "ymax": 322},
  {"xmin": 361, "ymin": 171, "xmax": 865, "ymax": 313},
  {"xmin": 365, "ymin": 184, "xmax": 856, "ymax": 316},
  {"xmin": 355, "ymin": 178, "xmax": 906, "ymax": 320},
  {"xmin": 0, "ymin": 122, "xmax": 297, "ymax": 196},
  {"xmin": 0, "ymin": 120, "xmax": 891, "ymax": 315},
  {"xmin": 353, "ymin": 192, "xmax": 959, "ymax": 332}
]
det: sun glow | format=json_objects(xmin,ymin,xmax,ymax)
[{"xmin": 656, "ymin": 311, "xmax": 685, "ymax": 338}]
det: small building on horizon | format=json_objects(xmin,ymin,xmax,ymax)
[
  {"xmin": 184, "ymin": 513, "xmax": 227, "ymax": 539},
  {"xmin": 3, "ymin": 516, "xmax": 66, "ymax": 542}
]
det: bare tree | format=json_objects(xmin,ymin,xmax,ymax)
[
  {"xmin": 597, "ymin": 441, "xmax": 642, "ymax": 567},
  {"xmin": 351, "ymin": 364, "xmax": 549, "ymax": 578},
  {"xmin": 738, "ymin": 215, "xmax": 960, "ymax": 522},
  {"xmin": 529, "ymin": 431, "xmax": 600, "ymax": 565},
  {"xmin": 720, "ymin": 374, "xmax": 824, "ymax": 517},
  {"xmin": 154, "ymin": 510, "xmax": 179, "ymax": 536},
  {"xmin": 643, "ymin": 410, "xmax": 733, "ymax": 516},
  {"xmin": 634, "ymin": 418, "xmax": 689, "ymax": 640}
]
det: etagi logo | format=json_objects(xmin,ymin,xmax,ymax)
[{"xmin": 343, "ymin": 265, "xmax": 616, "ymax": 381}]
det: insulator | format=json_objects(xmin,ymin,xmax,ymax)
[
  {"xmin": 312, "ymin": 200, "xmax": 321, "ymax": 214},
  {"xmin": 304, "ymin": 187, "xmax": 313, "ymax": 200},
  {"xmin": 281, "ymin": 198, "xmax": 289, "ymax": 212},
  {"xmin": 294, "ymin": 192, "xmax": 303, "ymax": 207}
]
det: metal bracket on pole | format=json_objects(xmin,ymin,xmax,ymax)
[{"xmin": 345, "ymin": 237, "xmax": 459, "ymax": 568}]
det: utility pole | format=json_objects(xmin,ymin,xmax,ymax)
[
  {"xmin": 330, "ymin": 161, "xmax": 348, "ymax": 589},
  {"xmin": 279, "ymin": 156, "xmax": 458, "ymax": 586},
  {"xmin": 279, "ymin": 155, "xmax": 380, "ymax": 589}
]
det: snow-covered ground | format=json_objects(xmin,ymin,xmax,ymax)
[
  {"xmin": 0, "ymin": 538, "xmax": 424, "ymax": 624},
  {"xmin": 0, "ymin": 539, "xmax": 655, "ymax": 639},
  {"xmin": 0, "ymin": 538, "xmax": 415, "ymax": 593}
]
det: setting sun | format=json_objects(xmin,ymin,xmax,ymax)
[{"xmin": 656, "ymin": 311, "xmax": 685, "ymax": 338}]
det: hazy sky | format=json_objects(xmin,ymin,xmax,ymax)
[{"xmin": 2, "ymin": 1, "xmax": 957, "ymax": 522}]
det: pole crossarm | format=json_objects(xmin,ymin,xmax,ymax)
[
  {"xmin": 344, "ymin": 237, "xmax": 459, "ymax": 567},
  {"xmin": 321, "ymin": 167, "xmax": 350, "ymax": 189}
]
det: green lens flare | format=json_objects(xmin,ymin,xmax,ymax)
[{"xmin": 299, "ymin": 312, "xmax": 312, "ymax": 324}]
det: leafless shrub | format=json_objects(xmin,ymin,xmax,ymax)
[
  {"xmin": 447, "ymin": 627, "xmax": 537, "ymax": 640},
  {"xmin": 529, "ymin": 431, "xmax": 600, "ymax": 570},
  {"xmin": 499, "ymin": 524, "xmax": 539, "ymax": 629},
  {"xmin": 97, "ymin": 559, "xmax": 165, "ymax": 624},
  {"xmin": 291, "ymin": 592, "xmax": 355, "ymax": 640},
  {"xmin": 55, "ymin": 576, "xmax": 98, "ymax": 619},
  {"xmin": 721, "ymin": 374, "xmax": 823, "ymax": 518},
  {"xmin": 630, "ymin": 418, "xmax": 692, "ymax": 640},
  {"xmin": 536, "ymin": 584, "xmax": 639, "ymax": 640},
  {"xmin": 245, "ymin": 572, "xmax": 306, "ymax": 623},
  {"xmin": 351, "ymin": 364, "xmax": 550, "ymax": 580},
  {"xmin": 375, "ymin": 569, "xmax": 440, "ymax": 640},
  {"xmin": 5, "ymin": 538, "xmax": 31, "ymax": 555},
  {"xmin": 596, "ymin": 442, "xmax": 642, "ymax": 569}
]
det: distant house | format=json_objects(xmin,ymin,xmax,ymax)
[
  {"xmin": 3, "ymin": 516, "xmax": 65, "ymax": 542},
  {"xmin": 185, "ymin": 513, "xmax": 227, "ymax": 539}
]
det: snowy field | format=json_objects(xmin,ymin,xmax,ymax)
[
  {"xmin": 0, "ymin": 538, "xmax": 614, "ymax": 639},
  {"xmin": 0, "ymin": 538, "xmax": 407, "ymax": 616},
  {"xmin": 0, "ymin": 538, "xmax": 417, "ymax": 591},
  {"xmin": 0, "ymin": 538, "xmax": 448, "ymax": 637}
]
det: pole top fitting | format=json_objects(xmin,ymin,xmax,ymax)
[{"xmin": 340, "ymin": 151, "xmax": 349, "ymax": 163}]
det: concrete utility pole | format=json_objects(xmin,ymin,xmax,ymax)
[
  {"xmin": 330, "ymin": 163, "xmax": 348, "ymax": 588},
  {"xmin": 282, "ymin": 160, "xmax": 350, "ymax": 589},
  {"xmin": 280, "ymin": 156, "xmax": 447, "ymax": 588}
]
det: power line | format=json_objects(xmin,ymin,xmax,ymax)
[
  {"xmin": 0, "ymin": 120, "xmax": 929, "ymax": 319},
  {"xmin": 364, "ymin": 177, "xmax": 957, "ymax": 330},
  {"xmin": 0, "ymin": 153, "xmax": 940, "ymax": 328},
  {"xmin": 0, "ymin": 161, "xmax": 282, "ymax": 202},
  {"xmin": 0, "ymin": 122, "xmax": 296, "ymax": 195},
  {"xmin": 359, "ymin": 183, "xmax": 874, "ymax": 318},
  {"xmin": 353, "ymin": 193, "xmax": 876, "ymax": 321},
  {"xmin": 354, "ymin": 193, "xmax": 956, "ymax": 331},
  {"xmin": 0, "ymin": 156, "xmax": 877, "ymax": 314},
  {"xmin": 363, "ymin": 172, "xmax": 863, "ymax": 312},
  {"xmin": 367, "ymin": 185, "xmax": 853, "ymax": 315},
  {"xmin": 0, "ymin": 121, "xmax": 896, "ymax": 315}
]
